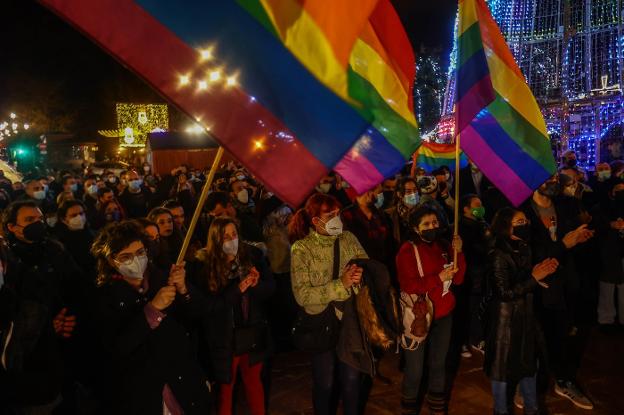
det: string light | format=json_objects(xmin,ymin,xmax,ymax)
[
  {"xmin": 179, "ymin": 74, "xmax": 190, "ymax": 86},
  {"xmin": 197, "ymin": 80, "xmax": 208, "ymax": 90},
  {"xmin": 208, "ymin": 69, "xmax": 222, "ymax": 83},
  {"xmin": 199, "ymin": 47, "xmax": 214, "ymax": 61}
]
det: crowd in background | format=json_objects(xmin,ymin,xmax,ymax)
[{"xmin": 0, "ymin": 148, "xmax": 622, "ymax": 415}]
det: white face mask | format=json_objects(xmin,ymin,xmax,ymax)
[
  {"xmin": 223, "ymin": 238, "xmax": 239, "ymax": 256},
  {"xmin": 321, "ymin": 216, "xmax": 343, "ymax": 236},
  {"xmin": 117, "ymin": 254, "xmax": 149, "ymax": 280},
  {"xmin": 237, "ymin": 189, "xmax": 249, "ymax": 204},
  {"xmin": 33, "ymin": 190, "xmax": 46, "ymax": 200},
  {"xmin": 67, "ymin": 214, "xmax": 86, "ymax": 231},
  {"xmin": 87, "ymin": 185, "xmax": 98, "ymax": 195},
  {"xmin": 46, "ymin": 216, "xmax": 58, "ymax": 228}
]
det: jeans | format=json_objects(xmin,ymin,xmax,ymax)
[
  {"xmin": 597, "ymin": 281, "xmax": 624, "ymax": 324},
  {"xmin": 311, "ymin": 350, "xmax": 360, "ymax": 415},
  {"xmin": 402, "ymin": 314, "xmax": 453, "ymax": 399},
  {"xmin": 492, "ymin": 376, "xmax": 537, "ymax": 413},
  {"xmin": 219, "ymin": 354, "xmax": 265, "ymax": 415}
]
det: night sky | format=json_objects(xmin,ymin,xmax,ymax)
[{"xmin": 0, "ymin": 0, "xmax": 457, "ymax": 136}]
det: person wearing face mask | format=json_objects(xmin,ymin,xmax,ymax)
[
  {"xmin": 289, "ymin": 193, "xmax": 369, "ymax": 415},
  {"xmin": 19, "ymin": 178, "xmax": 55, "ymax": 214},
  {"xmin": 417, "ymin": 175, "xmax": 453, "ymax": 228},
  {"xmin": 559, "ymin": 168, "xmax": 596, "ymax": 210},
  {"xmin": 229, "ymin": 178, "xmax": 255, "ymax": 215},
  {"xmin": 396, "ymin": 207, "xmax": 465, "ymax": 415},
  {"xmin": 521, "ymin": 176, "xmax": 595, "ymax": 410},
  {"xmin": 82, "ymin": 175, "xmax": 100, "ymax": 222},
  {"xmin": 342, "ymin": 185, "xmax": 394, "ymax": 268},
  {"xmin": 455, "ymin": 195, "xmax": 493, "ymax": 360},
  {"xmin": 591, "ymin": 181, "xmax": 624, "ymax": 332},
  {"xmin": 486, "ymin": 208, "xmax": 559, "ymax": 415},
  {"xmin": 118, "ymin": 170, "xmax": 153, "ymax": 218},
  {"xmin": 206, "ymin": 191, "xmax": 265, "ymax": 243},
  {"xmin": 91, "ymin": 220, "xmax": 211, "ymax": 414},
  {"xmin": 590, "ymin": 162, "xmax": 613, "ymax": 206},
  {"xmin": 386, "ymin": 177, "xmax": 420, "ymax": 247},
  {"xmin": 2, "ymin": 201, "xmax": 89, "ymax": 412},
  {"xmin": 381, "ymin": 177, "xmax": 398, "ymax": 210},
  {"xmin": 189, "ymin": 217, "xmax": 274, "ymax": 415},
  {"xmin": 148, "ymin": 207, "xmax": 186, "ymax": 266},
  {"xmin": 53, "ymin": 200, "xmax": 96, "ymax": 282}
]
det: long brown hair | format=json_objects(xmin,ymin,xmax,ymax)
[
  {"xmin": 197, "ymin": 216, "xmax": 250, "ymax": 293},
  {"xmin": 288, "ymin": 193, "xmax": 341, "ymax": 243}
]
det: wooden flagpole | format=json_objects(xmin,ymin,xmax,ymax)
[
  {"xmin": 176, "ymin": 146, "xmax": 225, "ymax": 265},
  {"xmin": 453, "ymin": 133, "xmax": 461, "ymax": 267}
]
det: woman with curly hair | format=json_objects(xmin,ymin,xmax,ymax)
[
  {"xmin": 190, "ymin": 216, "xmax": 274, "ymax": 415},
  {"xmin": 91, "ymin": 220, "xmax": 210, "ymax": 414}
]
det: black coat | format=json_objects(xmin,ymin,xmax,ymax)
[
  {"xmin": 190, "ymin": 244, "xmax": 275, "ymax": 384},
  {"xmin": 458, "ymin": 216, "xmax": 492, "ymax": 294},
  {"xmin": 118, "ymin": 188, "xmax": 152, "ymax": 219},
  {"xmin": 521, "ymin": 197, "xmax": 582, "ymax": 311},
  {"xmin": 94, "ymin": 266, "xmax": 211, "ymax": 414},
  {"xmin": 484, "ymin": 238, "xmax": 543, "ymax": 382},
  {"xmin": 592, "ymin": 199, "xmax": 624, "ymax": 284},
  {"xmin": 52, "ymin": 223, "xmax": 96, "ymax": 283}
]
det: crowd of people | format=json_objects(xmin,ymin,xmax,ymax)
[{"xmin": 0, "ymin": 149, "xmax": 621, "ymax": 415}]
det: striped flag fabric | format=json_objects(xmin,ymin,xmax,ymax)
[
  {"xmin": 333, "ymin": 2, "xmax": 421, "ymax": 193},
  {"xmin": 412, "ymin": 142, "xmax": 468, "ymax": 173},
  {"xmin": 455, "ymin": 0, "xmax": 556, "ymax": 206},
  {"xmin": 40, "ymin": 0, "xmax": 420, "ymax": 206}
]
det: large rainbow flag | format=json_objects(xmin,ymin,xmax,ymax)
[
  {"xmin": 455, "ymin": 0, "xmax": 556, "ymax": 206},
  {"xmin": 40, "ymin": 0, "xmax": 420, "ymax": 206},
  {"xmin": 412, "ymin": 142, "xmax": 468, "ymax": 173}
]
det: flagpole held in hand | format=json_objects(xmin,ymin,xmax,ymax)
[
  {"xmin": 176, "ymin": 146, "xmax": 225, "ymax": 265},
  {"xmin": 453, "ymin": 133, "xmax": 461, "ymax": 267}
]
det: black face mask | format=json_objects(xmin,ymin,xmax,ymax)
[
  {"xmin": 565, "ymin": 159, "xmax": 577, "ymax": 168},
  {"xmin": 512, "ymin": 224, "xmax": 531, "ymax": 241},
  {"xmin": 22, "ymin": 221, "xmax": 47, "ymax": 243},
  {"xmin": 538, "ymin": 182, "xmax": 560, "ymax": 198},
  {"xmin": 419, "ymin": 228, "xmax": 439, "ymax": 243},
  {"xmin": 614, "ymin": 190, "xmax": 624, "ymax": 202}
]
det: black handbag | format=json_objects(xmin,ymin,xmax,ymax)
[{"xmin": 292, "ymin": 238, "xmax": 341, "ymax": 353}]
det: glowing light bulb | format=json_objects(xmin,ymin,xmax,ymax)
[
  {"xmin": 23, "ymin": 123, "xmax": 29, "ymax": 130},
  {"xmin": 179, "ymin": 74, "xmax": 190, "ymax": 86},
  {"xmin": 226, "ymin": 74, "xmax": 238, "ymax": 87},
  {"xmin": 209, "ymin": 70, "xmax": 221, "ymax": 82},
  {"xmin": 199, "ymin": 47, "xmax": 213, "ymax": 61},
  {"xmin": 9, "ymin": 113, "xmax": 16, "ymax": 119},
  {"xmin": 198, "ymin": 80, "xmax": 208, "ymax": 90}
]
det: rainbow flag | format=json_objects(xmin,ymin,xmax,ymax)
[
  {"xmin": 455, "ymin": 0, "xmax": 556, "ymax": 206},
  {"xmin": 412, "ymin": 142, "xmax": 468, "ymax": 173},
  {"xmin": 40, "ymin": 0, "xmax": 419, "ymax": 206}
]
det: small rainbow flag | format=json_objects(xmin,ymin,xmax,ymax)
[
  {"xmin": 412, "ymin": 142, "xmax": 468, "ymax": 173},
  {"xmin": 454, "ymin": 0, "xmax": 556, "ymax": 206},
  {"xmin": 40, "ymin": 0, "xmax": 420, "ymax": 206}
]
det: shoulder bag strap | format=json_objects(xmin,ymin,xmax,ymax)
[
  {"xmin": 412, "ymin": 243, "xmax": 424, "ymax": 278},
  {"xmin": 332, "ymin": 237, "xmax": 341, "ymax": 280}
]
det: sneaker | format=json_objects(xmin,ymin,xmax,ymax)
[
  {"xmin": 514, "ymin": 390, "xmax": 524, "ymax": 409},
  {"xmin": 554, "ymin": 380, "xmax": 594, "ymax": 410},
  {"xmin": 461, "ymin": 345, "xmax": 472, "ymax": 358},
  {"xmin": 471, "ymin": 341, "xmax": 486, "ymax": 355}
]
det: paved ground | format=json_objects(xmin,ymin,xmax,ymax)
[{"xmin": 262, "ymin": 327, "xmax": 624, "ymax": 415}]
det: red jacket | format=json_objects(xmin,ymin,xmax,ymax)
[{"xmin": 396, "ymin": 240, "xmax": 466, "ymax": 319}]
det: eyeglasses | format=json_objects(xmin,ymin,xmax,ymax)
[
  {"xmin": 114, "ymin": 248, "xmax": 147, "ymax": 265},
  {"xmin": 512, "ymin": 219, "xmax": 530, "ymax": 226}
]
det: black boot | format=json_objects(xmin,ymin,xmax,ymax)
[{"xmin": 401, "ymin": 395, "xmax": 419, "ymax": 415}]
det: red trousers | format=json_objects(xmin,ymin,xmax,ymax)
[{"xmin": 218, "ymin": 354, "xmax": 265, "ymax": 415}]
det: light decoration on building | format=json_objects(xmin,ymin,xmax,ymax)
[
  {"xmin": 115, "ymin": 103, "xmax": 169, "ymax": 148},
  {"xmin": 0, "ymin": 112, "xmax": 33, "ymax": 141},
  {"xmin": 441, "ymin": 0, "xmax": 624, "ymax": 169}
]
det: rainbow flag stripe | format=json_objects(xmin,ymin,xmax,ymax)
[
  {"xmin": 41, "ymin": 0, "xmax": 420, "ymax": 205},
  {"xmin": 413, "ymin": 142, "xmax": 468, "ymax": 173},
  {"xmin": 455, "ymin": 0, "xmax": 556, "ymax": 206}
]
